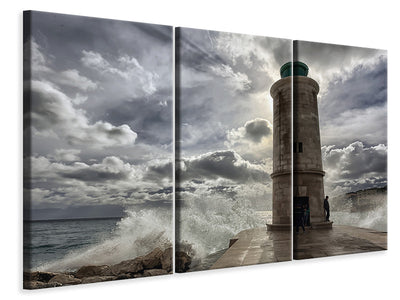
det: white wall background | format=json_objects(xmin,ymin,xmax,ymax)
[{"xmin": 1, "ymin": 0, "xmax": 399, "ymax": 299}]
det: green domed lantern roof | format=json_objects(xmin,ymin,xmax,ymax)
[{"xmin": 280, "ymin": 61, "xmax": 309, "ymax": 78}]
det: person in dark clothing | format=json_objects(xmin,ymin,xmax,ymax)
[
  {"xmin": 295, "ymin": 211, "xmax": 305, "ymax": 232},
  {"xmin": 295, "ymin": 202, "xmax": 305, "ymax": 232},
  {"xmin": 324, "ymin": 196, "xmax": 330, "ymax": 222},
  {"xmin": 304, "ymin": 203, "xmax": 310, "ymax": 227}
]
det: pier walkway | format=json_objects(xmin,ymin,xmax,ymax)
[
  {"xmin": 210, "ymin": 227, "xmax": 291, "ymax": 270},
  {"xmin": 210, "ymin": 225, "xmax": 387, "ymax": 269}
]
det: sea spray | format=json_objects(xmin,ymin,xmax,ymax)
[
  {"xmin": 176, "ymin": 195, "xmax": 265, "ymax": 268},
  {"xmin": 38, "ymin": 207, "xmax": 172, "ymax": 272},
  {"xmin": 332, "ymin": 203, "xmax": 387, "ymax": 232}
]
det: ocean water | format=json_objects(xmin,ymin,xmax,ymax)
[
  {"xmin": 24, "ymin": 207, "xmax": 172, "ymax": 272},
  {"xmin": 24, "ymin": 218, "xmax": 120, "ymax": 271}
]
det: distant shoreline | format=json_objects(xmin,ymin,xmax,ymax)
[{"xmin": 23, "ymin": 216, "xmax": 123, "ymax": 223}]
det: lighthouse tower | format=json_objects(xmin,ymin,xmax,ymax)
[
  {"xmin": 267, "ymin": 61, "xmax": 331, "ymax": 231},
  {"xmin": 292, "ymin": 62, "xmax": 331, "ymax": 228},
  {"xmin": 267, "ymin": 63, "xmax": 292, "ymax": 231}
]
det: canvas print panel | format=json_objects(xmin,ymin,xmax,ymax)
[
  {"xmin": 292, "ymin": 41, "xmax": 387, "ymax": 259},
  {"xmin": 175, "ymin": 28, "xmax": 292, "ymax": 272},
  {"xmin": 23, "ymin": 11, "xmax": 173, "ymax": 288}
]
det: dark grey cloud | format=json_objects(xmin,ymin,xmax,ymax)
[
  {"xmin": 319, "ymin": 55, "xmax": 387, "ymax": 115},
  {"xmin": 30, "ymin": 12, "xmax": 172, "ymax": 73},
  {"xmin": 180, "ymin": 150, "xmax": 270, "ymax": 183},
  {"xmin": 59, "ymin": 159, "xmax": 130, "ymax": 182},
  {"xmin": 104, "ymin": 91, "xmax": 173, "ymax": 146},
  {"xmin": 147, "ymin": 187, "xmax": 173, "ymax": 195},
  {"xmin": 225, "ymin": 118, "xmax": 273, "ymax": 162},
  {"xmin": 243, "ymin": 118, "xmax": 272, "ymax": 143},
  {"xmin": 144, "ymin": 160, "xmax": 173, "ymax": 181},
  {"xmin": 318, "ymin": 55, "xmax": 387, "ymax": 147}
]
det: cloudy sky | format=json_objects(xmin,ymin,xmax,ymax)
[
  {"xmin": 24, "ymin": 13, "xmax": 385, "ymax": 222},
  {"xmin": 24, "ymin": 11, "xmax": 173, "ymax": 220},
  {"xmin": 295, "ymin": 41, "xmax": 387, "ymax": 196},
  {"xmin": 176, "ymin": 28, "xmax": 291, "ymax": 214}
]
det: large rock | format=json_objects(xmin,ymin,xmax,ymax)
[
  {"xmin": 111, "ymin": 258, "xmax": 143, "ymax": 275},
  {"xmin": 75, "ymin": 265, "xmax": 113, "ymax": 278},
  {"xmin": 141, "ymin": 248, "xmax": 163, "ymax": 269},
  {"xmin": 142, "ymin": 269, "xmax": 168, "ymax": 277},
  {"xmin": 175, "ymin": 251, "xmax": 191, "ymax": 273},
  {"xmin": 24, "ymin": 271, "xmax": 57, "ymax": 283},
  {"xmin": 161, "ymin": 247, "xmax": 172, "ymax": 272},
  {"xmin": 116, "ymin": 273, "xmax": 132, "ymax": 280},
  {"xmin": 48, "ymin": 274, "xmax": 82, "ymax": 286},
  {"xmin": 81, "ymin": 276, "xmax": 116, "ymax": 284},
  {"xmin": 23, "ymin": 280, "xmax": 62, "ymax": 289}
]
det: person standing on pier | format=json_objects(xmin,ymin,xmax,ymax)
[{"xmin": 324, "ymin": 196, "xmax": 330, "ymax": 222}]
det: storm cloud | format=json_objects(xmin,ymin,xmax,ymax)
[
  {"xmin": 227, "ymin": 118, "xmax": 272, "ymax": 144},
  {"xmin": 24, "ymin": 12, "xmax": 173, "ymax": 217},
  {"xmin": 180, "ymin": 150, "xmax": 270, "ymax": 183}
]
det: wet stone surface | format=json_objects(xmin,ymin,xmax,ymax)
[
  {"xmin": 209, "ymin": 225, "xmax": 387, "ymax": 269},
  {"xmin": 210, "ymin": 227, "xmax": 292, "ymax": 270},
  {"xmin": 294, "ymin": 225, "xmax": 387, "ymax": 260}
]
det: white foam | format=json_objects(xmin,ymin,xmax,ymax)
[
  {"xmin": 333, "ymin": 203, "xmax": 387, "ymax": 232},
  {"xmin": 38, "ymin": 208, "xmax": 172, "ymax": 272},
  {"xmin": 176, "ymin": 196, "xmax": 265, "ymax": 260}
]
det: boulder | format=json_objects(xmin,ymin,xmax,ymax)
[
  {"xmin": 48, "ymin": 274, "xmax": 82, "ymax": 286},
  {"xmin": 24, "ymin": 271, "xmax": 57, "ymax": 283},
  {"xmin": 75, "ymin": 265, "xmax": 113, "ymax": 278},
  {"xmin": 116, "ymin": 273, "xmax": 132, "ymax": 280},
  {"xmin": 141, "ymin": 248, "xmax": 164, "ymax": 270},
  {"xmin": 143, "ymin": 269, "xmax": 169, "ymax": 277},
  {"xmin": 81, "ymin": 276, "xmax": 116, "ymax": 284},
  {"xmin": 23, "ymin": 280, "xmax": 62, "ymax": 289},
  {"xmin": 161, "ymin": 247, "xmax": 172, "ymax": 272},
  {"xmin": 175, "ymin": 251, "xmax": 191, "ymax": 273},
  {"xmin": 111, "ymin": 258, "xmax": 143, "ymax": 275}
]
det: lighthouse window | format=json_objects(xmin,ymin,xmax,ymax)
[{"xmin": 293, "ymin": 142, "xmax": 303, "ymax": 153}]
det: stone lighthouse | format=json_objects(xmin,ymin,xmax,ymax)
[
  {"xmin": 267, "ymin": 61, "xmax": 331, "ymax": 231},
  {"xmin": 267, "ymin": 63, "xmax": 292, "ymax": 231},
  {"xmin": 292, "ymin": 62, "xmax": 331, "ymax": 228}
]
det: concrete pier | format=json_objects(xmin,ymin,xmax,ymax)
[
  {"xmin": 294, "ymin": 225, "xmax": 387, "ymax": 259},
  {"xmin": 210, "ymin": 225, "xmax": 387, "ymax": 269},
  {"xmin": 210, "ymin": 228, "xmax": 291, "ymax": 270}
]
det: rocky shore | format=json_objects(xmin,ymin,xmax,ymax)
[{"xmin": 24, "ymin": 247, "xmax": 173, "ymax": 289}]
